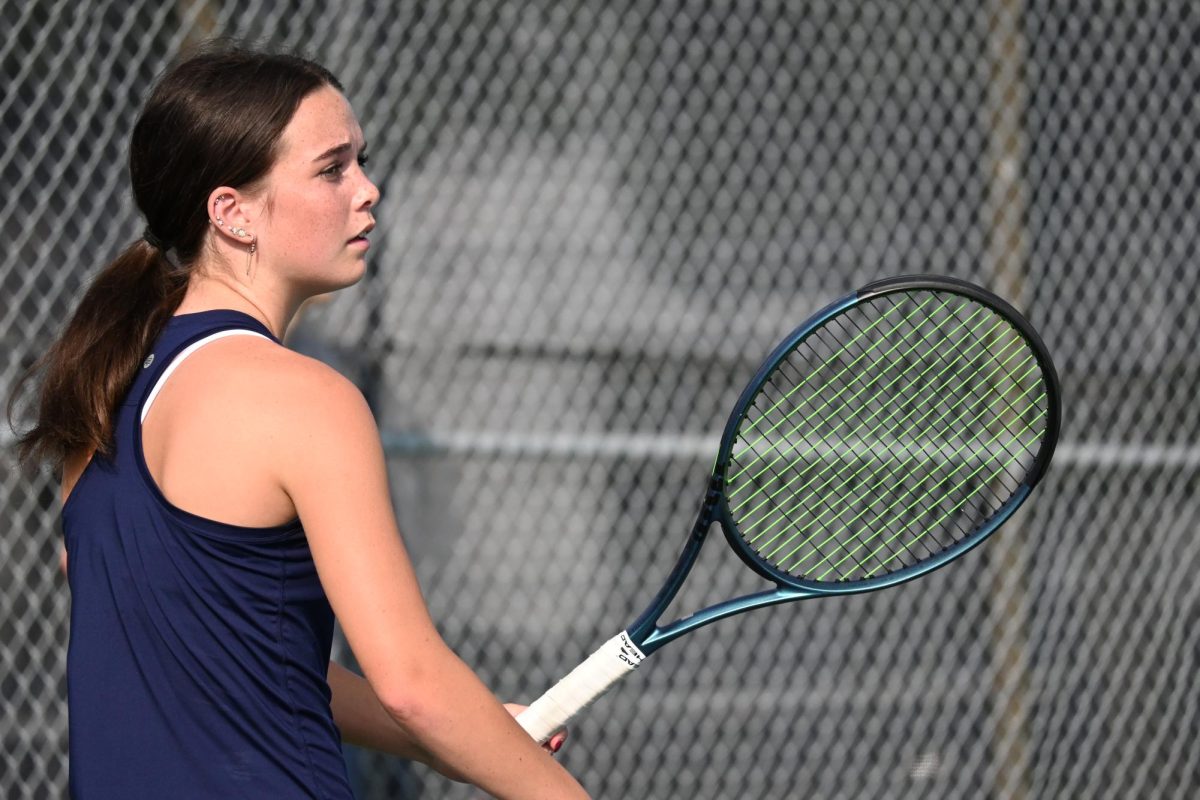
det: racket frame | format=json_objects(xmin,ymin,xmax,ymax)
[{"xmin": 628, "ymin": 274, "xmax": 1060, "ymax": 655}]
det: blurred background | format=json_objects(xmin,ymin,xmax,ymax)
[{"xmin": 3, "ymin": 1, "xmax": 1198, "ymax": 797}]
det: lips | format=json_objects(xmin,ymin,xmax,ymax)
[{"xmin": 349, "ymin": 220, "xmax": 375, "ymax": 244}]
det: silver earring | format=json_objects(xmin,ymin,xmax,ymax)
[
  {"xmin": 246, "ymin": 237, "xmax": 257, "ymax": 276},
  {"xmin": 214, "ymin": 195, "xmax": 232, "ymax": 226},
  {"xmin": 230, "ymin": 226, "xmax": 247, "ymax": 237}
]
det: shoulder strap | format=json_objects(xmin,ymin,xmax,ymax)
[{"xmin": 141, "ymin": 329, "xmax": 270, "ymax": 423}]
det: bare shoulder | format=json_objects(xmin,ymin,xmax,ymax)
[
  {"xmin": 178, "ymin": 336, "xmax": 390, "ymax": 508},
  {"xmin": 180, "ymin": 334, "xmax": 374, "ymax": 433},
  {"xmin": 140, "ymin": 333, "xmax": 382, "ymax": 527}
]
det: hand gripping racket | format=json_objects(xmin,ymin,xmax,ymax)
[{"xmin": 516, "ymin": 274, "xmax": 1061, "ymax": 743}]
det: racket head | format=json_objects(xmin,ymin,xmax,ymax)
[{"xmin": 713, "ymin": 274, "xmax": 1060, "ymax": 595}]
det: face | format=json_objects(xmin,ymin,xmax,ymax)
[{"xmin": 250, "ymin": 86, "xmax": 379, "ymax": 293}]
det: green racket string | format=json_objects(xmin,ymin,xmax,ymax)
[
  {"xmin": 729, "ymin": 294, "xmax": 943, "ymax": 466},
  {"xmin": 729, "ymin": 311, "xmax": 1017, "ymax": 527},
  {"xmin": 743, "ymin": 351, "xmax": 1039, "ymax": 554},
  {"xmin": 765, "ymin": 384, "xmax": 1044, "ymax": 573},
  {"xmin": 860, "ymin": 435, "xmax": 1039, "ymax": 578},
  {"xmin": 727, "ymin": 302, "xmax": 997, "ymax": 498},
  {"xmin": 724, "ymin": 289, "xmax": 1051, "ymax": 583},
  {"xmin": 729, "ymin": 300, "xmax": 1021, "ymax": 533},
  {"xmin": 739, "ymin": 346, "xmax": 1034, "ymax": 548},
  {"xmin": 801, "ymin": 409, "xmax": 1045, "ymax": 580},
  {"xmin": 738, "ymin": 339, "xmax": 1037, "ymax": 545}
]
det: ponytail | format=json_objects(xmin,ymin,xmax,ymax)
[
  {"xmin": 9, "ymin": 240, "xmax": 188, "ymax": 468},
  {"xmin": 8, "ymin": 44, "xmax": 342, "ymax": 469}
]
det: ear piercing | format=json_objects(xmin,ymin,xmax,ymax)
[
  {"xmin": 245, "ymin": 236, "xmax": 257, "ymax": 277},
  {"xmin": 210, "ymin": 196, "xmax": 254, "ymax": 273},
  {"xmin": 214, "ymin": 194, "xmax": 232, "ymax": 226}
]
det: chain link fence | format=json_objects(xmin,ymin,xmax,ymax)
[{"xmin": 4, "ymin": 0, "xmax": 1199, "ymax": 797}]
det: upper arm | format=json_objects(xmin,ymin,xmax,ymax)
[
  {"xmin": 263, "ymin": 362, "xmax": 440, "ymax": 703},
  {"xmin": 258, "ymin": 359, "xmax": 586, "ymax": 796}
]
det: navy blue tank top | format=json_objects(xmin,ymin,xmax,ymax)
[{"xmin": 63, "ymin": 310, "xmax": 353, "ymax": 799}]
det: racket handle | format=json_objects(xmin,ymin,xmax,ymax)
[{"xmin": 516, "ymin": 631, "xmax": 646, "ymax": 743}]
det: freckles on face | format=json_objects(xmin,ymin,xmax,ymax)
[{"xmin": 256, "ymin": 86, "xmax": 377, "ymax": 288}]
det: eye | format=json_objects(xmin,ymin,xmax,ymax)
[
  {"xmin": 320, "ymin": 162, "xmax": 344, "ymax": 179},
  {"xmin": 357, "ymin": 152, "xmax": 369, "ymax": 168}
]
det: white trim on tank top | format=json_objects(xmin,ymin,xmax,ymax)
[{"xmin": 140, "ymin": 329, "xmax": 271, "ymax": 423}]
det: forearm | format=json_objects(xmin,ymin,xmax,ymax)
[
  {"xmin": 330, "ymin": 655, "xmax": 586, "ymax": 797},
  {"xmin": 378, "ymin": 641, "xmax": 589, "ymax": 799}
]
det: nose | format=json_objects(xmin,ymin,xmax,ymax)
[{"xmin": 358, "ymin": 172, "xmax": 381, "ymax": 210}]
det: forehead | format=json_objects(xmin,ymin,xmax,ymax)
[{"xmin": 277, "ymin": 86, "xmax": 363, "ymax": 158}]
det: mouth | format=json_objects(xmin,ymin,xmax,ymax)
[{"xmin": 348, "ymin": 220, "xmax": 375, "ymax": 246}]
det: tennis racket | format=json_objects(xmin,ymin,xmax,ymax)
[{"xmin": 516, "ymin": 274, "xmax": 1061, "ymax": 743}]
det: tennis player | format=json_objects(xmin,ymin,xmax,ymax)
[{"xmin": 12, "ymin": 44, "xmax": 587, "ymax": 799}]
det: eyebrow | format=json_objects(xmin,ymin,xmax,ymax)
[{"xmin": 312, "ymin": 141, "xmax": 367, "ymax": 162}]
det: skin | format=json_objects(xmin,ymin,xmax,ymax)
[{"xmin": 61, "ymin": 86, "xmax": 581, "ymax": 798}]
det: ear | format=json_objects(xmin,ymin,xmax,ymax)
[{"xmin": 206, "ymin": 187, "xmax": 259, "ymax": 248}]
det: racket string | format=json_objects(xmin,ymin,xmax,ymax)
[
  {"xmin": 735, "ymin": 340, "xmax": 1001, "ymax": 546},
  {"xmin": 733, "ymin": 305, "xmax": 1028, "ymax": 535},
  {"xmin": 729, "ymin": 293, "xmax": 945, "ymax": 465},
  {"xmin": 737, "ymin": 323, "xmax": 1025, "ymax": 526},
  {"xmin": 725, "ymin": 290, "xmax": 1051, "ymax": 583},
  {"xmin": 728, "ymin": 295, "xmax": 994, "ymax": 497},
  {"xmin": 731, "ymin": 295, "xmax": 963, "ymax": 479},
  {"xmin": 746, "ymin": 298, "xmax": 1036, "ymax": 503},
  {"xmin": 762, "ymin": 364, "xmax": 1042, "ymax": 556},
  {"xmin": 738, "ymin": 298, "xmax": 1004, "ymax": 495},
  {"xmin": 766, "ymin": 390, "xmax": 1046, "ymax": 576},
  {"xmin": 793, "ymin": 421, "xmax": 1045, "ymax": 578},
  {"xmin": 841, "ymin": 417, "xmax": 1047, "ymax": 579},
  {"xmin": 782, "ymin": 394, "xmax": 1048, "ymax": 580}
]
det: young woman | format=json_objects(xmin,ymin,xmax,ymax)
[{"xmin": 12, "ymin": 45, "xmax": 587, "ymax": 799}]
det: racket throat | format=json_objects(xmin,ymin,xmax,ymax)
[
  {"xmin": 640, "ymin": 585, "xmax": 816, "ymax": 651},
  {"xmin": 627, "ymin": 484, "xmax": 724, "ymax": 652}
]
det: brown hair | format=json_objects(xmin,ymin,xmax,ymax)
[{"xmin": 9, "ymin": 43, "xmax": 342, "ymax": 468}]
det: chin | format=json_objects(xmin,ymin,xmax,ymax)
[{"xmin": 310, "ymin": 259, "xmax": 368, "ymax": 294}]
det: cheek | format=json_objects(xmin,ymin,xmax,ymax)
[{"xmin": 270, "ymin": 193, "xmax": 342, "ymax": 256}]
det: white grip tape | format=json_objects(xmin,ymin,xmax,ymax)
[{"xmin": 516, "ymin": 631, "xmax": 646, "ymax": 743}]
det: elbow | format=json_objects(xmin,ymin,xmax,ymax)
[
  {"xmin": 376, "ymin": 687, "xmax": 468, "ymax": 783},
  {"xmin": 377, "ymin": 684, "xmax": 439, "ymax": 734},
  {"xmin": 373, "ymin": 642, "xmax": 458, "ymax": 733}
]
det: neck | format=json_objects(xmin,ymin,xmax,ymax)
[{"xmin": 174, "ymin": 270, "xmax": 302, "ymax": 340}]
